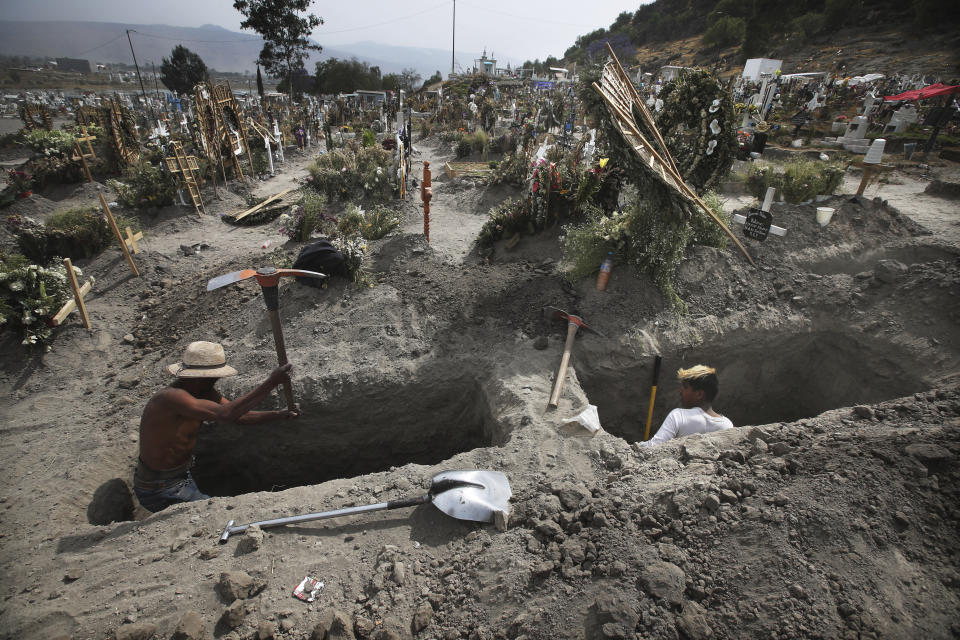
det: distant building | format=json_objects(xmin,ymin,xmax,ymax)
[
  {"xmin": 473, "ymin": 50, "xmax": 497, "ymax": 76},
  {"xmin": 355, "ymin": 90, "xmax": 387, "ymax": 107},
  {"xmin": 56, "ymin": 58, "xmax": 91, "ymax": 73}
]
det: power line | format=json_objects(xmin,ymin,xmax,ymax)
[
  {"xmin": 321, "ymin": 1, "xmax": 449, "ymax": 34},
  {"xmin": 132, "ymin": 30, "xmax": 257, "ymax": 44},
  {"xmin": 69, "ymin": 32, "xmax": 128, "ymax": 57},
  {"xmin": 457, "ymin": 0, "xmax": 599, "ymax": 28}
]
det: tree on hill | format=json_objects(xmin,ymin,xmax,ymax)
[
  {"xmin": 399, "ymin": 68, "xmax": 422, "ymax": 93},
  {"xmin": 234, "ymin": 0, "xmax": 323, "ymax": 100},
  {"xmin": 314, "ymin": 57, "xmax": 381, "ymax": 94},
  {"xmin": 424, "ymin": 70, "xmax": 443, "ymax": 87},
  {"xmin": 159, "ymin": 46, "xmax": 208, "ymax": 95}
]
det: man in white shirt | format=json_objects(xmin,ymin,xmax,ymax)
[{"xmin": 641, "ymin": 365, "xmax": 733, "ymax": 446}]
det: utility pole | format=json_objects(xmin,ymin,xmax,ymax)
[
  {"xmin": 451, "ymin": 0, "xmax": 455, "ymax": 78},
  {"xmin": 126, "ymin": 29, "xmax": 151, "ymax": 116},
  {"xmin": 151, "ymin": 61, "xmax": 162, "ymax": 102}
]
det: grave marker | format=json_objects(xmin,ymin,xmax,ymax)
[
  {"xmin": 52, "ymin": 258, "xmax": 92, "ymax": 329},
  {"xmin": 733, "ymin": 187, "xmax": 787, "ymax": 238},
  {"xmin": 98, "ymin": 193, "xmax": 140, "ymax": 277},
  {"xmin": 124, "ymin": 226, "xmax": 143, "ymax": 254}
]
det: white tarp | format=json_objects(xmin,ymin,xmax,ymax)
[{"xmin": 849, "ymin": 74, "xmax": 884, "ymax": 86}]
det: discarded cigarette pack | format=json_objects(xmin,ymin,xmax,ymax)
[{"xmin": 293, "ymin": 576, "xmax": 324, "ymax": 602}]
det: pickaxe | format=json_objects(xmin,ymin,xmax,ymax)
[
  {"xmin": 206, "ymin": 267, "xmax": 325, "ymax": 409},
  {"xmin": 544, "ymin": 306, "xmax": 604, "ymax": 408}
]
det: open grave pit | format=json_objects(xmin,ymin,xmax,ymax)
[
  {"xmin": 194, "ymin": 364, "xmax": 509, "ymax": 497},
  {"xmin": 579, "ymin": 323, "xmax": 947, "ymax": 443}
]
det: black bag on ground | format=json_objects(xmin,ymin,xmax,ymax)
[{"xmin": 292, "ymin": 239, "xmax": 346, "ymax": 286}]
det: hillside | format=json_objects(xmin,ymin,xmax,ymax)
[
  {"xmin": 628, "ymin": 27, "xmax": 959, "ymax": 79},
  {"xmin": 562, "ymin": 0, "xmax": 960, "ymax": 78}
]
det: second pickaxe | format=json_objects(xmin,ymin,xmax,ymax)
[
  {"xmin": 206, "ymin": 267, "xmax": 325, "ymax": 409},
  {"xmin": 544, "ymin": 306, "xmax": 603, "ymax": 408}
]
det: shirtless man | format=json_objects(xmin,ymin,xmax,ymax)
[
  {"xmin": 641, "ymin": 365, "xmax": 733, "ymax": 446},
  {"xmin": 134, "ymin": 341, "xmax": 300, "ymax": 512}
]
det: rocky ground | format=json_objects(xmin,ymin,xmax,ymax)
[{"xmin": 0, "ymin": 133, "xmax": 958, "ymax": 640}]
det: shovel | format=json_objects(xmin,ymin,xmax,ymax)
[
  {"xmin": 219, "ymin": 470, "xmax": 512, "ymax": 543},
  {"xmin": 206, "ymin": 267, "xmax": 325, "ymax": 410}
]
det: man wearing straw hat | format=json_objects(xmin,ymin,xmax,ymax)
[{"xmin": 134, "ymin": 341, "xmax": 300, "ymax": 513}]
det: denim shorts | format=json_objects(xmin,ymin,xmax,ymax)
[{"xmin": 134, "ymin": 470, "xmax": 210, "ymax": 513}]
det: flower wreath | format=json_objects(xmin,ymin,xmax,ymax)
[{"xmin": 654, "ymin": 69, "xmax": 737, "ymax": 192}]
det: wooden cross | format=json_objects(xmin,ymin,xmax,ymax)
[
  {"xmin": 98, "ymin": 193, "xmax": 140, "ymax": 277},
  {"xmin": 854, "ymin": 162, "xmax": 892, "ymax": 196},
  {"xmin": 52, "ymin": 257, "xmax": 92, "ymax": 329},
  {"xmin": 124, "ymin": 226, "xmax": 143, "ymax": 254},
  {"xmin": 76, "ymin": 126, "xmax": 97, "ymax": 158}
]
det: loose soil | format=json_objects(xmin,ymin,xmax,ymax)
[{"xmin": 0, "ymin": 135, "xmax": 958, "ymax": 640}]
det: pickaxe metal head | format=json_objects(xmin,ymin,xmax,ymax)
[
  {"xmin": 543, "ymin": 306, "xmax": 604, "ymax": 337},
  {"xmin": 206, "ymin": 267, "xmax": 326, "ymax": 292}
]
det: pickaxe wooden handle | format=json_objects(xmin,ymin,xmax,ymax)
[
  {"xmin": 261, "ymin": 281, "xmax": 296, "ymax": 410},
  {"xmin": 549, "ymin": 319, "xmax": 580, "ymax": 408}
]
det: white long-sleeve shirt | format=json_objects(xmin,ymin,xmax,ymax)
[{"xmin": 641, "ymin": 407, "xmax": 733, "ymax": 446}]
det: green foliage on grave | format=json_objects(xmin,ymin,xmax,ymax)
[
  {"xmin": 560, "ymin": 190, "xmax": 730, "ymax": 312},
  {"xmin": 277, "ymin": 192, "xmax": 330, "ymax": 242},
  {"xmin": 746, "ymin": 159, "xmax": 845, "ymax": 204},
  {"xmin": 358, "ymin": 204, "xmax": 403, "ymax": 240},
  {"xmin": 655, "ymin": 68, "xmax": 738, "ymax": 192},
  {"xmin": 0, "ymin": 251, "xmax": 86, "ymax": 349},
  {"xmin": 108, "ymin": 160, "xmax": 178, "ymax": 209},
  {"xmin": 5, "ymin": 207, "xmax": 140, "ymax": 264},
  {"xmin": 305, "ymin": 141, "xmax": 394, "ymax": 202},
  {"xmin": 569, "ymin": 65, "xmax": 736, "ymax": 311},
  {"xmin": 21, "ymin": 129, "xmax": 77, "ymax": 156},
  {"xmin": 455, "ymin": 129, "xmax": 489, "ymax": 159}
]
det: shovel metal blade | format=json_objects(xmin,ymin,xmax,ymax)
[
  {"xmin": 206, "ymin": 269, "xmax": 258, "ymax": 291},
  {"xmin": 429, "ymin": 470, "xmax": 511, "ymax": 524}
]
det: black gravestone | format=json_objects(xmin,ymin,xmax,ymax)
[{"xmin": 743, "ymin": 208, "xmax": 772, "ymax": 241}]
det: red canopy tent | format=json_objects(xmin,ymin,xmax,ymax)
[{"xmin": 885, "ymin": 82, "xmax": 960, "ymax": 102}]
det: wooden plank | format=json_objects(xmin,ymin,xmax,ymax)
[
  {"xmin": 53, "ymin": 261, "xmax": 91, "ymax": 328},
  {"xmin": 230, "ymin": 188, "xmax": 298, "ymax": 222}
]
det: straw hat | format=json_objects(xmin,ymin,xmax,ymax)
[{"xmin": 166, "ymin": 341, "xmax": 238, "ymax": 378}]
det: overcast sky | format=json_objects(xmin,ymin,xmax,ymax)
[{"xmin": 1, "ymin": 0, "xmax": 642, "ymax": 62}]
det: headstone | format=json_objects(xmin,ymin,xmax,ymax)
[
  {"xmin": 838, "ymin": 116, "xmax": 870, "ymax": 153},
  {"xmin": 883, "ymin": 105, "xmax": 918, "ymax": 134}
]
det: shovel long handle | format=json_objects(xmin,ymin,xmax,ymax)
[
  {"xmin": 549, "ymin": 321, "xmax": 579, "ymax": 408},
  {"xmin": 219, "ymin": 494, "xmax": 431, "ymax": 543},
  {"xmin": 643, "ymin": 355, "xmax": 662, "ymax": 441}
]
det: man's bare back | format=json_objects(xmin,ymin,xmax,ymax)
[
  {"xmin": 138, "ymin": 370, "xmax": 299, "ymax": 472},
  {"xmin": 139, "ymin": 385, "xmax": 219, "ymax": 471},
  {"xmin": 133, "ymin": 341, "xmax": 301, "ymax": 513}
]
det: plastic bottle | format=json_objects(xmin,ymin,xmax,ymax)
[{"xmin": 596, "ymin": 252, "xmax": 613, "ymax": 291}]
